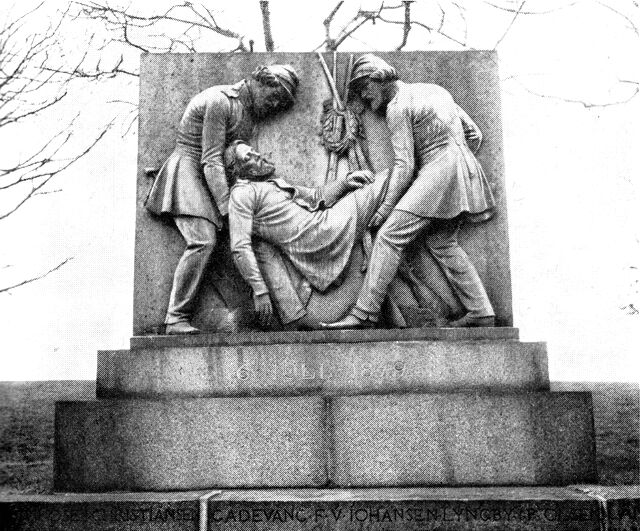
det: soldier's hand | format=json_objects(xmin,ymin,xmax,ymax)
[
  {"xmin": 344, "ymin": 170, "xmax": 374, "ymax": 190},
  {"xmin": 368, "ymin": 203, "xmax": 393, "ymax": 229},
  {"xmin": 368, "ymin": 211, "xmax": 385, "ymax": 229},
  {"xmin": 253, "ymin": 293, "xmax": 274, "ymax": 327}
]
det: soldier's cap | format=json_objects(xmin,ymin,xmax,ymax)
[
  {"xmin": 349, "ymin": 54, "xmax": 399, "ymax": 86},
  {"xmin": 252, "ymin": 64, "xmax": 299, "ymax": 101}
]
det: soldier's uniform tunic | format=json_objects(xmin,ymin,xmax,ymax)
[
  {"xmin": 145, "ymin": 82, "xmax": 255, "ymax": 325},
  {"xmin": 352, "ymin": 81, "xmax": 496, "ymax": 322}
]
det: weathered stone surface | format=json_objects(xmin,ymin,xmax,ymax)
[
  {"xmin": 134, "ymin": 51, "xmax": 512, "ymax": 335},
  {"xmin": 97, "ymin": 340, "xmax": 548, "ymax": 398},
  {"xmin": 2, "ymin": 487, "xmax": 637, "ymax": 530},
  {"xmin": 130, "ymin": 326, "xmax": 520, "ymax": 349},
  {"xmin": 0, "ymin": 492, "xmax": 201, "ymax": 531},
  {"xmin": 54, "ymin": 397, "xmax": 326, "ymax": 492},
  {"xmin": 330, "ymin": 392, "xmax": 597, "ymax": 487},
  {"xmin": 55, "ymin": 391, "xmax": 596, "ymax": 491},
  {"xmin": 209, "ymin": 487, "xmax": 636, "ymax": 531}
]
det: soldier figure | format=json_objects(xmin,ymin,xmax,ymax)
[
  {"xmin": 145, "ymin": 65, "xmax": 299, "ymax": 334},
  {"xmin": 225, "ymin": 140, "xmax": 381, "ymax": 328},
  {"xmin": 324, "ymin": 54, "xmax": 496, "ymax": 329}
]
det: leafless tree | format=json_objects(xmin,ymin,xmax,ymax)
[
  {"xmin": 260, "ymin": 0, "xmax": 275, "ymax": 52},
  {"xmin": 69, "ymin": 0, "xmax": 638, "ymax": 110},
  {"xmin": 322, "ymin": 0, "xmax": 469, "ymax": 51},
  {"xmin": 71, "ymin": 1, "xmax": 250, "ymax": 57},
  {"xmin": 0, "ymin": 3, "xmax": 110, "ymax": 293},
  {"xmin": 16, "ymin": 0, "xmax": 635, "ymax": 308},
  {"xmin": 319, "ymin": 0, "xmax": 638, "ymax": 106}
]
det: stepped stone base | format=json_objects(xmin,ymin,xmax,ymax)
[
  {"xmin": 54, "ymin": 397, "xmax": 326, "ymax": 492},
  {"xmin": 331, "ymin": 393, "xmax": 596, "ymax": 487},
  {"xmin": 2, "ymin": 486, "xmax": 638, "ymax": 531},
  {"xmin": 55, "ymin": 392, "xmax": 596, "ymax": 492},
  {"xmin": 129, "ymin": 326, "xmax": 520, "ymax": 349},
  {"xmin": 98, "ymin": 339, "xmax": 548, "ymax": 398}
]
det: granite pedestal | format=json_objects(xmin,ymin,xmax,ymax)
[
  {"xmin": 55, "ymin": 388, "xmax": 596, "ymax": 492},
  {"xmin": 55, "ymin": 328, "xmax": 597, "ymax": 492},
  {"xmin": 97, "ymin": 330, "xmax": 546, "ymax": 399}
]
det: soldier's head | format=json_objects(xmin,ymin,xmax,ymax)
[
  {"xmin": 248, "ymin": 64, "xmax": 299, "ymax": 120},
  {"xmin": 349, "ymin": 54, "xmax": 399, "ymax": 113},
  {"xmin": 225, "ymin": 140, "xmax": 276, "ymax": 182}
]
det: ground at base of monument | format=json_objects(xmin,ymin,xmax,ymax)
[{"xmin": 1, "ymin": 486, "xmax": 638, "ymax": 531}]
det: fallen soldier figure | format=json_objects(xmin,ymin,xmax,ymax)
[{"xmin": 225, "ymin": 140, "xmax": 460, "ymax": 330}]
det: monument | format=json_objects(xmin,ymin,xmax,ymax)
[{"xmin": 7, "ymin": 52, "xmax": 635, "ymax": 531}]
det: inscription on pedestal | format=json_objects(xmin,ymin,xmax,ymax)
[
  {"xmin": 98, "ymin": 339, "xmax": 549, "ymax": 398},
  {"xmin": 234, "ymin": 359, "xmax": 409, "ymax": 382}
]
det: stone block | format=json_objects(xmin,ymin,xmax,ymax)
[
  {"xmin": 134, "ymin": 51, "xmax": 513, "ymax": 335},
  {"xmin": 55, "ymin": 391, "xmax": 596, "ymax": 491},
  {"xmin": 2, "ymin": 487, "xmax": 637, "ymax": 530},
  {"xmin": 54, "ymin": 397, "xmax": 326, "ymax": 492},
  {"xmin": 129, "ymin": 326, "xmax": 520, "ymax": 349},
  {"xmin": 330, "ymin": 392, "xmax": 597, "ymax": 487},
  {"xmin": 97, "ymin": 339, "xmax": 548, "ymax": 398}
]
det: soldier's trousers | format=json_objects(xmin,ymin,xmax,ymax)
[
  {"xmin": 165, "ymin": 216, "xmax": 218, "ymax": 325},
  {"xmin": 352, "ymin": 211, "xmax": 494, "ymax": 322},
  {"xmin": 166, "ymin": 215, "xmax": 304, "ymax": 326}
]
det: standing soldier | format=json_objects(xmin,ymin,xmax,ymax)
[
  {"xmin": 145, "ymin": 64, "xmax": 299, "ymax": 334},
  {"xmin": 324, "ymin": 54, "xmax": 495, "ymax": 329}
]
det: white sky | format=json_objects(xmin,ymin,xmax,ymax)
[{"xmin": 0, "ymin": 0, "xmax": 638, "ymax": 382}]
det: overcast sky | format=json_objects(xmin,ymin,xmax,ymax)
[{"xmin": 0, "ymin": 0, "xmax": 638, "ymax": 381}]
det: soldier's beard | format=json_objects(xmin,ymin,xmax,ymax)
[
  {"xmin": 239, "ymin": 161, "xmax": 276, "ymax": 180},
  {"xmin": 251, "ymin": 105, "xmax": 274, "ymax": 120}
]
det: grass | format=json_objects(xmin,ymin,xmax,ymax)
[
  {"xmin": 551, "ymin": 381, "xmax": 639, "ymax": 486},
  {"xmin": 0, "ymin": 380, "xmax": 637, "ymax": 494}
]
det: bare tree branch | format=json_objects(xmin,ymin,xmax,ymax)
[
  {"xmin": 377, "ymin": 16, "xmax": 470, "ymax": 48},
  {"xmin": 0, "ymin": 258, "xmax": 73, "ymax": 294},
  {"xmin": 397, "ymin": 0, "xmax": 414, "ymax": 50},
  {"xmin": 450, "ymin": 2, "xmax": 469, "ymax": 44},
  {"xmin": 0, "ymin": 125, "xmax": 111, "ymax": 221},
  {"xmin": 331, "ymin": 3, "xmax": 388, "ymax": 51},
  {"xmin": 503, "ymin": 74, "xmax": 640, "ymax": 108},
  {"xmin": 333, "ymin": 16, "xmax": 375, "ymax": 50},
  {"xmin": 321, "ymin": 1, "xmax": 471, "ymax": 51},
  {"xmin": 260, "ymin": 1, "xmax": 275, "ymax": 52},
  {"xmin": 594, "ymin": 0, "xmax": 638, "ymax": 36},
  {"xmin": 323, "ymin": 1, "xmax": 345, "ymax": 51},
  {"xmin": 122, "ymin": 18, "xmax": 149, "ymax": 53},
  {"xmin": 494, "ymin": 0, "xmax": 527, "ymax": 49},
  {"xmin": 70, "ymin": 1, "xmax": 249, "ymax": 59},
  {"xmin": 482, "ymin": 1, "xmax": 580, "ymax": 15}
]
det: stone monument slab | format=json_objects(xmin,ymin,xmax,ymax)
[
  {"xmin": 330, "ymin": 392, "xmax": 597, "ymax": 487},
  {"xmin": 97, "ymin": 340, "xmax": 549, "ymax": 398},
  {"xmin": 54, "ymin": 397, "xmax": 327, "ymax": 492},
  {"xmin": 134, "ymin": 51, "xmax": 511, "ymax": 334}
]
